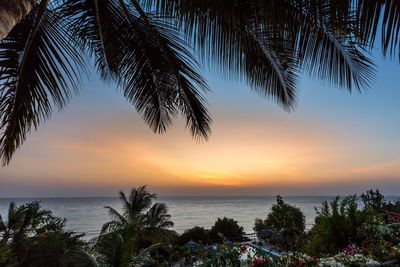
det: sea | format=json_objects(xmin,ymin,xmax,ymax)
[{"xmin": 1, "ymin": 196, "xmax": 399, "ymax": 240}]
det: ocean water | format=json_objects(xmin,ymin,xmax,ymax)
[{"xmin": 0, "ymin": 196, "xmax": 399, "ymax": 240}]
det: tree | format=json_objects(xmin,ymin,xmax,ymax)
[
  {"xmin": 1, "ymin": 0, "xmax": 399, "ymax": 164},
  {"xmin": 305, "ymin": 195, "xmax": 365, "ymax": 256},
  {"xmin": 101, "ymin": 186, "xmax": 174, "ymax": 262},
  {"xmin": 69, "ymin": 233, "xmax": 165, "ymax": 267},
  {"xmin": 255, "ymin": 196, "xmax": 305, "ymax": 253},
  {"xmin": 361, "ymin": 189, "xmax": 385, "ymax": 211},
  {"xmin": 102, "ymin": 185, "xmax": 173, "ymax": 232},
  {"xmin": 0, "ymin": 201, "xmax": 84, "ymax": 267},
  {"xmin": 210, "ymin": 217, "xmax": 246, "ymax": 243}
]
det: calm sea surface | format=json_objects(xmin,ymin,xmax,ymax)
[{"xmin": 1, "ymin": 196, "xmax": 399, "ymax": 240}]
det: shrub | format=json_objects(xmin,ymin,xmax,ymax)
[
  {"xmin": 210, "ymin": 217, "xmax": 246, "ymax": 243},
  {"xmin": 305, "ymin": 195, "xmax": 365, "ymax": 256},
  {"xmin": 255, "ymin": 196, "xmax": 305, "ymax": 253}
]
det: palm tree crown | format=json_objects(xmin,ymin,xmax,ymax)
[
  {"xmin": 102, "ymin": 185, "xmax": 173, "ymax": 233},
  {"xmin": 0, "ymin": 0, "xmax": 399, "ymax": 164}
]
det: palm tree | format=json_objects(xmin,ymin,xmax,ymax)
[
  {"xmin": 103, "ymin": 186, "xmax": 173, "ymax": 232},
  {"xmin": 0, "ymin": 0, "xmax": 399, "ymax": 165},
  {"xmin": 101, "ymin": 186, "xmax": 174, "ymax": 255},
  {"xmin": 0, "ymin": 201, "xmax": 84, "ymax": 267},
  {"xmin": 0, "ymin": 201, "xmax": 50, "ymax": 244},
  {"xmin": 69, "ymin": 234, "xmax": 164, "ymax": 267}
]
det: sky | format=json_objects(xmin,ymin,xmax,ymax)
[{"xmin": 0, "ymin": 50, "xmax": 399, "ymax": 197}]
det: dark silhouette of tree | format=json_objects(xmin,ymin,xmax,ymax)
[
  {"xmin": 0, "ymin": 1, "xmax": 399, "ymax": 164},
  {"xmin": 305, "ymin": 195, "xmax": 365, "ymax": 256},
  {"xmin": 99, "ymin": 186, "xmax": 174, "ymax": 264},
  {"xmin": 210, "ymin": 217, "xmax": 246, "ymax": 243},
  {"xmin": 362, "ymin": 189, "xmax": 385, "ymax": 210},
  {"xmin": 255, "ymin": 195, "xmax": 305, "ymax": 253},
  {"xmin": 0, "ymin": 201, "xmax": 84, "ymax": 267}
]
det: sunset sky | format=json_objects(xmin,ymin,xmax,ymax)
[{"xmin": 0, "ymin": 51, "xmax": 399, "ymax": 197}]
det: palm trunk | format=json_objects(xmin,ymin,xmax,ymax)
[{"xmin": 0, "ymin": 0, "xmax": 37, "ymax": 41}]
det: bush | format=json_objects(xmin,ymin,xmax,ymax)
[
  {"xmin": 210, "ymin": 217, "xmax": 246, "ymax": 243},
  {"xmin": 254, "ymin": 196, "xmax": 305, "ymax": 253},
  {"xmin": 305, "ymin": 195, "xmax": 365, "ymax": 256}
]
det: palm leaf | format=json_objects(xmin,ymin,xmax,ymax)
[
  {"xmin": 295, "ymin": 12, "xmax": 376, "ymax": 92},
  {"xmin": 0, "ymin": 3, "xmax": 84, "ymax": 165},
  {"xmin": 130, "ymin": 242, "xmax": 166, "ymax": 266},
  {"xmin": 148, "ymin": 0, "xmax": 376, "ymax": 100},
  {"xmin": 116, "ymin": 1, "xmax": 211, "ymax": 139},
  {"xmin": 356, "ymin": 0, "xmax": 400, "ymax": 61},
  {"xmin": 58, "ymin": 0, "xmax": 127, "ymax": 79},
  {"xmin": 94, "ymin": 232, "xmax": 125, "ymax": 267},
  {"xmin": 145, "ymin": 202, "xmax": 174, "ymax": 229}
]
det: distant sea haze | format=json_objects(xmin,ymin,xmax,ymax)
[{"xmin": 1, "ymin": 196, "xmax": 399, "ymax": 240}]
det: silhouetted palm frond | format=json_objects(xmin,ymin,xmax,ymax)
[
  {"xmin": 0, "ymin": 2, "xmax": 84, "ymax": 165},
  {"xmin": 1, "ymin": 0, "xmax": 399, "ymax": 164},
  {"xmin": 355, "ymin": 0, "xmax": 400, "ymax": 61},
  {"xmin": 58, "ymin": 0, "xmax": 127, "ymax": 79},
  {"xmin": 145, "ymin": 202, "xmax": 174, "ymax": 229},
  {"xmin": 116, "ymin": 0, "xmax": 211, "ymax": 138}
]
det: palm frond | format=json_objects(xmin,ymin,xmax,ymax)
[
  {"xmin": 100, "ymin": 220, "xmax": 123, "ymax": 234},
  {"xmin": 145, "ymin": 202, "xmax": 174, "ymax": 229},
  {"xmin": 0, "ymin": 4, "xmax": 84, "ymax": 165},
  {"xmin": 296, "ymin": 16, "xmax": 376, "ymax": 92},
  {"xmin": 58, "ymin": 0, "xmax": 127, "ymax": 79},
  {"xmin": 131, "ymin": 242, "xmax": 166, "ymax": 266},
  {"xmin": 94, "ymin": 232, "xmax": 125, "ymax": 267},
  {"xmin": 356, "ymin": 0, "xmax": 400, "ymax": 61},
  {"xmin": 126, "ymin": 185, "xmax": 156, "ymax": 217},
  {"xmin": 104, "ymin": 206, "xmax": 126, "ymax": 225},
  {"xmin": 242, "ymin": 29, "xmax": 298, "ymax": 110},
  {"xmin": 113, "ymin": 0, "xmax": 211, "ymax": 139}
]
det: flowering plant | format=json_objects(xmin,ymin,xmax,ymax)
[
  {"xmin": 251, "ymin": 257, "xmax": 275, "ymax": 267},
  {"xmin": 284, "ymin": 252, "xmax": 318, "ymax": 267},
  {"xmin": 318, "ymin": 246, "xmax": 379, "ymax": 267}
]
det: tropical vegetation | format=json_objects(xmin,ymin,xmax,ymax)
[
  {"xmin": 1, "ymin": 187, "xmax": 400, "ymax": 266},
  {"xmin": 1, "ymin": 0, "xmax": 400, "ymax": 165},
  {"xmin": 254, "ymin": 195, "xmax": 305, "ymax": 253}
]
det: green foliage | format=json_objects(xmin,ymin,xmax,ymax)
[
  {"xmin": 305, "ymin": 195, "xmax": 365, "ymax": 256},
  {"xmin": 210, "ymin": 217, "xmax": 246, "ymax": 243},
  {"xmin": 1, "ymin": 188, "xmax": 400, "ymax": 266},
  {"xmin": 178, "ymin": 226, "xmax": 211, "ymax": 245},
  {"xmin": 361, "ymin": 189, "xmax": 385, "ymax": 211},
  {"xmin": 0, "ymin": 201, "xmax": 84, "ymax": 267},
  {"xmin": 0, "ymin": 243, "xmax": 17, "ymax": 267},
  {"xmin": 82, "ymin": 186, "xmax": 176, "ymax": 266},
  {"xmin": 305, "ymin": 190, "xmax": 400, "ymax": 263},
  {"xmin": 255, "ymin": 196, "xmax": 305, "ymax": 252},
  {"xmin": 200, "ymin": 244, "xmax": 241, "ymax": 267}
]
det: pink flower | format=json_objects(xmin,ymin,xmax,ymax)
[{"xmin": 298, "ymin": 258, "xmax": 306, "ymax": 265}]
